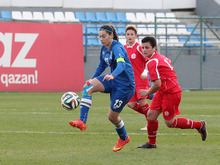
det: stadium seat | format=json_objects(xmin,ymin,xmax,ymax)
[
  {"xmin": 75, "ymin": 12, "xmax": 88, "ymax": 22},
  {"xmin": 147, "ymin": 24, "xmax": 155, "ymax": 35},
  {"xmin": 33, "ymin": 12, "xmax": 44, "ymax": 21},
  {"xmin": 117, "ymin": 24, "xmax": 126, "ymax": 35},
  {"xmin": 156, "ymin": 12, "xmax": 167, "ymax": 23},
  {"xmin": 136, "ymin": 12, "xmax": 149, "ymax": 23},
  {"xmin": 22, "ymin": 11, "xmax": 34, "ymax": 21},
  {"xmin": 12, "ymin": 11, "xmax": 23, "ymax": 20},
  {"xmin": 43, "ymin": 12, "xmax": 56, "ymax": 22},
  {"xmin": 119, "ymin": 36, "xmax": 127, "ymax": 45},
  {"xmin": 64, "ymin": 12, "xmax": 79, "ymax": 22},
  {"xmin": 1, "ymin": 11, "xmax": 12, "ymax": 20},
  {"xmin": 126, "ymin": 12, "xmax": 139, "ymax": 23},
  {"xmin": 86, "ymin": 24, "xmax": 99, "ymax": 35},
  {"xmin": 167, "ymin": 24, "xmax": 179, "ymax": 35},
  {"xmin": 179, "ymin": 36, "xmax": 198, "ymax": 47},
  {"xmin": 146, "ymin": 13, "xmax": 155, "ymax": 23},
  {"xmin": 86, "ymin": 12, "xmax": 99, "ymax": 23},
  {"xmin": 169, "ymin": 36, "xmax": 183, "ymax": 46},
  {"xmin": 203, "ymin": 37, "xmax": 213, "ymax": 47},
  {"xmin": 158, "ymin": 36, "xmax": 167, "ymax": 46},
  {"xmin": 176, "ymin": 24, "xmax": 191, "ymax": 35},
  {"xmin": 157, "ymin": 24, "xmax": 166, "ymax": 35},
  {"xmin": 87, "ymin": 36, "xmax": 101, "ymax": 46},
  {"xmin": 187, "ymin": 25, "xmax": 200, "ymax": 35},
  {"xmin": 54, "ymin": 12, "xmax": 66, "ymax": 22},
  {"xmin": 106, "ymin": 12, "xmax": 120, "ymax": 23},
  {"xmin": 116, "ymin": 12, "xmax": 130, "ymax": 23},
  {"xmin": 96, "ymin": 12, "xmax": 109, "ymax": 23},
  {"xmin": 165, "ymin": 12, "xmax": 180, "ymax": 23},
  {"xmin": 137, "ymin": 24, "xmax": 149, "ymax": 35}
]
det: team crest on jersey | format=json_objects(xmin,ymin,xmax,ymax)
[{"xmin": 131, "ymin": 53, "xmax": 136, "ymax": 59}]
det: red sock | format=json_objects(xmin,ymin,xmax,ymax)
[
  {"xmin": 170, "ymin": 117, "xmax": 202, "ymax": 129},
  {"xmin": 147, "ymin": 119, "xmax": 158, "ymax": 145},
  {"xmin": 133, "ymin": 103, "xmax": 149, "ymax": 116}
]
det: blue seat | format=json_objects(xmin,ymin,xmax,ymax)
[
  {"xmin": 203, "ymin": 37, "xmax": 213, "ymax": 47},
  {"xmin": 106, "ymin": 12, "xmax": 120, "ymax": 23},
  {"xmin": 187, "ymin": 25, "xmax": 200, "ymax": 35},
  {"xmin": 96, "ymin": 12, "xmax": 109, "ymax": 23},
  {"xmin": 116, "ymin": 12, "xmax": 130, "ymax": 23},
  {"xmin": 87, "ymin": 36, "xmax": 101, "ymax": 46},
  {"xmin": 75, "ymin": 12, "xmax": 88, "ymax": 22},
  {"xmin": 86, "ymin": 24, "xmax": 98, "ymax": 35},
  {"xmin": 1, "ymin": 11, "xmax": 12, "ymax": 20},
  {"xmin": 179, "ymin": 36, "xmax": 194, "ymax": 47},
  {"xmin": 85, "ymin": 12, "xmax": 99, "ymax": 23},
  {"xmin": 117, "ymin": 24, "xmax": 126, "ymax": 35}
]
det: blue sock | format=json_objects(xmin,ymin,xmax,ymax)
[
  {"xmin": 114, "ymin": 120, "xmax": 127, "ymax": 140},
  {"xmin": 79, "ymin": 83, "xmax": 93, "ymax": 123},
  {"xmin": 79, "ymin": 95, "xmax": 92, "ymax": 124}
]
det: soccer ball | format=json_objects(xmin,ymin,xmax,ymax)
[{"xmin": 61, "ymin": 92, "xmax": 80, "ymax": 110}]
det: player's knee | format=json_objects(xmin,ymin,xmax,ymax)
[
  {"xmin": 165, "ymin": 119, "xmax": 175, "ymax": 128},
  {"xmin": 127, "ymin": 102, "xmax": 134, "ymax": 109}
]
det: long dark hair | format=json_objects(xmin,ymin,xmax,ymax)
[{"xmin": 99, "ymin": 24, "xmax": 119, "ymax": 41}]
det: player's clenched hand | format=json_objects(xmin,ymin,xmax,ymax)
[
  {"xmin": 103, "ymin": 74, "xmax": 115, "ymax": 81},
  {"xmin": 139, "ymin": 89, "xmax": 149, "ymax": 97}
]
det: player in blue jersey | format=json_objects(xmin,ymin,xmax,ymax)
[{"xmin": 69, "ymin": 24, "xmax": 135, "ymax": 152}]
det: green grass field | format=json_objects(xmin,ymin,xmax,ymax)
[{"xmin": 0, "ymin": 91, "xmax": 220, "ymax": 165}]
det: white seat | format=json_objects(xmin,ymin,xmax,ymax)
[
  {"xmin": 54, "ymin": 12, "xmax": 66, "ymax": 22},
  {"xmin": 137, "ymin": 24, "xmax": 149, "ymax": 35},
  {"xmin": 22, "ymin": 11, "xmax": 33, "ymax": 20},
  {"xmin": 167, "ymin": 24, "xmax": 178, "ymax": 35},
  {"xmin": 33, "ymin": 12, "xmax": 44, "ymax": 20},
  {"xmin": 177, "ymin": 24, "xmax": 191, "ymax": 35},
  {"xmin": 147, "ymin": 24, "xmax": 155, "ymax": 35},
  {"xmin": 146, "ymin": 13, "xmax": 155, "ymax": 23},
  {"xmin": 136, "ymin": 12, "xmax": 149, "ymax": 23},
  {"xmin": 158, "ymin": 36, "xmax": 167, "ymax": 46},
  {"xmin": 156, "ymin": 13, "xmax": 167, "ymax": 23},
  {"xmin": 119, "ymin": 36, "xmax": 127, "ymax": 45},
  {"xmin": 43, "ymin": 12, "xmax": 56, "ymax": 22},
  {"xmin": 165, "ymin": 12, "xmax": 180, "ymax": 23},
  {"xmin": 12, "ymin": 11, "xmax": 23, "ymax": 20},
  {"xmin": 157, "ymin": 24, "xmax": 166, "ymax": 35},
  {"xmin": 126, "ymin": 12, "xmax": 139, "ymax": 23},
  {"xmin": 169, "ymin": 36, "xmax": 183, "ymax": 46},
  {"xmin": 64, "ymin": 12, "xmax": 79, "ymax": 22}
]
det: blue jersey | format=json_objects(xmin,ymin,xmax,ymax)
[{"xmin": 92, "ymin": 40, "xmax": 135, "ymax": 87}]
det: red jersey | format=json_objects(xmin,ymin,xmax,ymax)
[
  {"xmin": 124, "ymin": 42, "xmax": 149, "ymax": 86},
  {"xmin": 147, "ymin": 51, "xmax": 182, "ymax": 93}
]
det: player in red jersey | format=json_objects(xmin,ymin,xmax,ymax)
[
  {"xmin": 137, "ymin": 36, "xmax": 207, "ymax": 148},
  {"xmin": 124, "ymin": 25, "xmax": 153, "ymax": 130}
]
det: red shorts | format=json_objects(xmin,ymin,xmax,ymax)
[
  {"xmin": 150, "ymin": 90, "xmax": 181, "ymax": 120},
  {"xmin": 129, "ymin": 85, "xmax": 149, "ymax": 102}
]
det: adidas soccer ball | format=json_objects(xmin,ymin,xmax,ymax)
[{"xmin": 61, "ymin": 92, "xmax": 80, "ymax": 110}]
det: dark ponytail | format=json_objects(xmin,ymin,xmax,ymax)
[{"xmin": 99, "ymin": 24, "xmax": 119, "ymax": 41}]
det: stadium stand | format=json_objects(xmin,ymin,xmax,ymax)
[
  {"xmin": 1, "ymin": 11, "xmax": 12, "ymax": 20},
  {"xmin": 64, "ymin": 12, "xmax": 79, "ymax": 22},
  {"xmin": 43, "ymin": 12, "xmax": 56, "ymax": 22},
  {"xmin": 75, "ymin": 12, "xmax": 89, "ymax": 22},
  {"xmin": 86, "ymin": 12, "xmax": 99, "ymax": 23},
  {"xmin": 86, "ymin": 24, "xmax": 99, "ymax": 35},
  {"xmin": 33, "ymin": 12, "xmax": 44, "ymax": 21},
  {"xmin": 116, "ymin": 12, "xmax": 130, "ymax": 23},
  {"xmin": 22, "ymin": 11, "xmax": 34, "ymax": 21},
  {"xmin": 96, "ymin": 12, "xmax": 109, "ymax": 23},
  {"xmin": 125, "ymin": 12, "xmax": 139, "ymax": 23},
  {"xmin": 12, "ymin": 11, "xmax": 23, "ymax": 20},
  {"xmin": 136, "ymin": 12, "xmax": 149, "ymax": 23},
  {"xmin": 106, "ymin": 12, "xmax": 120, "ymax": 23}
]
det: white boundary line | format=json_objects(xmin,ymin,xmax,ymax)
[{"xmin": 0, "ymin": 130, "xmax": 219, "ymax": 136}]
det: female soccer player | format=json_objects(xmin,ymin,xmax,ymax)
[
  {"xmin": 124, "ymin": 25, "xmax": 153, "ymax": 130},
  {"xmin": 137, "ymin": 36, "xmax": 207, "ymax": 148},
  {"xmin": 69, "ymin": 25, "xmax": 135, "ymax": 152}
]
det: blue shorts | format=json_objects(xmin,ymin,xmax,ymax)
[{"xmin": 96, "ymin": 75, "xmax": 135, "ymax": 113}]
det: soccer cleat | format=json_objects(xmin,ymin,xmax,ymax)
[
  {"xmin": 112, "ymin": 136, "xmax": 130, "ymax": 152},
  {"xmin": 197, "ymin": 121, "xmax": 207, "ymax": 141},
  {"xmin": 69, "ymin": 119, "xmax": 87, "ymax": 131},
  {"xmin": 136, "ymin": 142, "xmax": 157, "ymax": 149}
]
